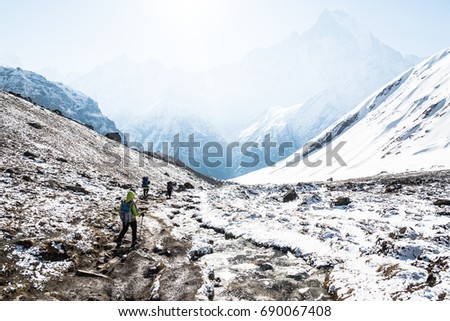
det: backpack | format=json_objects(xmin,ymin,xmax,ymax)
[
  {"xmin": 142, "ymin": 176, "xmax": 149, "ymax": 187},
  {"xmin": 119, "ymin": 200, "xmax": 133, "ymax": 223}
]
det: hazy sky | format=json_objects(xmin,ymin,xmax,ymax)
[{"xmin": 1, "ymin": 0, "xmax": 449, "ymax": 73}]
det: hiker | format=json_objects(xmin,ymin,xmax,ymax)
[
  {"xmin": 167, "ymin": 181, "xmax": 173, "ymax": 199},
  {"xmin": 116, "ymin": 190, "xmax": 143, "ymax": 248},
  {"xmin": 142, "ymin": 176, "xmax": 149, "ymax": 198}
]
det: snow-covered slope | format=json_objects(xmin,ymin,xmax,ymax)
[
  {"xmin": 0, "ymin": 66, "xmax": 118, "ymax": 134},
  {"xmin": 230, "ymin": 9, "xmax": 422, "ymax": 177},
  {"xmin": 0, "ymin": 91, "xmax": 214, "ymax": 300},
  {"xmin": 233, "ymin": 90, "xmax": 354, "ymax": 177},
  {"xmin": 238, "ymin": 48, "xmax": 450, "ymax": 184},
  {"xmin": 121, "ymin": 98, "xmax": 230, "ymax": 179}
]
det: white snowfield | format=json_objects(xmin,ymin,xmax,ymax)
[
  {"xmin": 237, "ymin": 48, "xmax": 450, "ymax": 184},
  {"xmin": 200, "ymin": 176, "xmax": 450, "ymax": 300}
]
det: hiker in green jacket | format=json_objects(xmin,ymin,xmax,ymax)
[{"xmin": 116, "ymin": 190, "xmax": 143, "ymax": 248}]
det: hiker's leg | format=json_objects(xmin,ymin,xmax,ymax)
[
  {"xmin": 117, "ymin": 222, "xmax": 129, "ymax": 243},
  {"xmin": 130, "ymin": 220, "xmax": 138, "ymax": 244}
]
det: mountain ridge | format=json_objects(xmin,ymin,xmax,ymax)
[
  {"xmin": 237, "ymin": 48, "xmax": 450, "ymax": 184},
  {"xmin": 0, "ymin": 66, "xmax": 118, "ymax": 135}
]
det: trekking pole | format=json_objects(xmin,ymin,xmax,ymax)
[{"xmin": 139, "ymin": 214, "xmax": 144, "ymax": 242}]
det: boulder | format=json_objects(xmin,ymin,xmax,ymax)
[
  {"xmin": 333, "ymin": 196, "xmax": 351, "ymax": 206},
  {"xmin": 22, "ymin": 175, "xmax": 32, "ymax": 182},
  {"xmin": 282, "ymin": 189, "xmax": 298, "ymax": 202},
  {"xmin": 15, "ymin": 239, "xmax": 35, "ymax": 248},
  {"xmin": 434, "ymin": 199, "xmax": 450, "ymax": 206},
  {"xmin": 23, "ymin": 151, "xmax": 38, "ymax": 159},
  {"xmin": 105, "ymin": 132, "xmax": 122, "ymax": 143},
  {"xmin": 27, "ymin": 122, "xmax": 43, "ymax": 129},
  {"xmin": 65, "ymin": 184, "xmax": 90, "ymax": 195},
  {"xmin": 260, "ymin": 263, "xmax": 274, "ymax": 271},
  {"xmin": 184, "ymin": 182, "xmax": 195, "ymax": 189}
]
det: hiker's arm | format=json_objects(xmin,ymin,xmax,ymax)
[{"xmin": 132, "ymin": 202, "xmax": 142, "ymax": 217}]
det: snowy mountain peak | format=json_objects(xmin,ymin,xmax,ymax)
[
  {"xmin": 304, "ymin": 9, "xmax": 373, "ymax": 49},
  {"xmin": 237, "ymin": 47, "xmax": 450, "ymax": 184}
]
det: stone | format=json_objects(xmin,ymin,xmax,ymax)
[
  {"xmin": 333, "ymin": 196, "xmax": 351, "ymax": 206},
  {"xmin": 105, "ymin": 132, "xmax": 122, "ymax": 143},
  {"xmin": 15, "ymin": 239, "xmax": 34, "ymax": 248},
  {"xmin": 385, "ymin": 183, "xmax": 402, "ymax": 193},
  {"xmin": 260, "ymin": 263, "xmax": 274, "ymax": 271},
  {"xmin": 23, "ymin": 151, "xmax": 38, "ymax": 159},
  {"xmin": 65, "ymin": 185, "xmax": 90, "ymax": 195},
  {"xmin": 188, "ymin": 244, "xmax": 213, "ymax": 261},
  {"xmin": 434, "ymin": 199, "xmax": 450, "ymax": 206},
  {"xmin": 184, "ymin": 182, "xmax": 195, "ymax": 189},
  {"xmin": 27, "ymin": 122, "xmax": 43, "ymax": 129},
  {"xmin": 144, "ymin": 261, "xmax": 165, "ymax": 278},
  {"xmin": 282, "ymin": 189, "xmax": 298, "ymax": 202}
]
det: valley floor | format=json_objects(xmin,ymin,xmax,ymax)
[{"xmin": 2, "ymin": 166, "xmax": 449, "ymax": 301}]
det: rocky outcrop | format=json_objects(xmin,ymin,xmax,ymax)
[{"xmin": 0, "ymin": 67, "xmax": 118, "ymax": 134}]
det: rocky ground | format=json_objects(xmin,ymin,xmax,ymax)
[
  {"xmin": 1, "ymin": 91, "xmax": 449, "ymax": 301},
  {"xmin": 198, "ymin": 170, "xmax": 450, "ymax": 300}
]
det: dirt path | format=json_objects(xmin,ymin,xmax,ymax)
[{"xmin": 42, "ymin": 202, "xmax": 204, "ymax": 300}]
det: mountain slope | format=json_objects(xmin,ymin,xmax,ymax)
[
  {"xmin": 0, "ymin": 91, "xmax": 214, "ymax": 300},
  {"xmin": 0, "ymin": 66, "xmax": 118, "ymax": 134},
  {"xmin": 232, "ymin": 90, "xmax": 355, "ymax": 177},
  {"xmin": 2, "ymin": 91, "xmax": 449, "ymax": 302},
  {"xmin": 228, "ymin": 9, "xmax": 422, "ymax": 177},
  {"xmin": 121, "ymin": 98, "xmax": 230, "ymax": 179},
  {"xmin": 237, "ymin": 48, "xmax": 450, "ymax": 184}
]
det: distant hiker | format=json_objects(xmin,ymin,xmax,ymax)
[
  {"xmin": 167, "ymin": 181, "xmax": 174, "ymax": 199},
  {"xmin": 142, "ymin": 176, "xmax": 149, "ymax": 198},
  {"xmin": 116, "ymin": 190, "xmax": 143, "ymax": 248}
]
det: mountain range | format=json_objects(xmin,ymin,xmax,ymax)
[
  {"xmin": 54, "ymin": 9, "xmax": 421, "ymax": 179},
  {"xmin": 3, "ymin": 9, "xmax": 425, "ymax": 179},
  {"xmin": 237, "ymin": 48, "xmax": 450, "ymax": 184}
]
